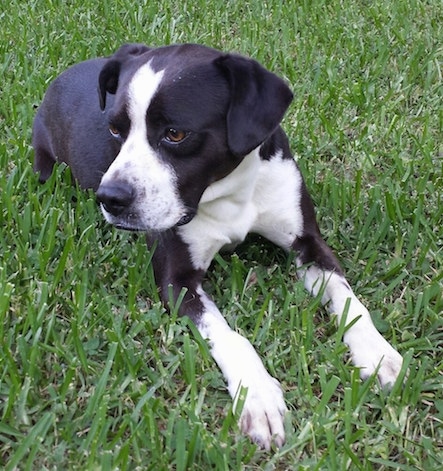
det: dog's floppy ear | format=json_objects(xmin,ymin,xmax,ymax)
[
  {"xmin": 98, "ymin": 43, "xmax": 150, "ymax": 110},
  {"xmin": 215, "ymin": 54, "xmax": 293, "ymax": 157}
]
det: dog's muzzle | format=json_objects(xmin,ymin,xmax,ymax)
[{"xmin": 96, "ymin": 181, "xmax": 195, "ymax": 230}]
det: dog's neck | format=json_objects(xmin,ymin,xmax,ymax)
[{"xmin": 199, "ymin": 148, "xmax": 261, "ymax": 208}]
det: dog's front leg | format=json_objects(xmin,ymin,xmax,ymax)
[
  {"xmin": 293, "ymin": 233, "xmax": 404, "ymax": 387},
  {"xmin": 149, "ymin": 232, "xmax": 286, "ymax": 450},
  {"xmin": 195, "ymin": 287, "xmax": 287, "ymax": 450}
]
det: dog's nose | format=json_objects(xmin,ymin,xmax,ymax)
[{"xmin": 96, "ymin": 182, "xmax": 135, "ymax": 216}]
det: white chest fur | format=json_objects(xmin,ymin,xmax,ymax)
[{"xmin": 178, "ymin": 149, "xmax": 304, "ymax": 270}]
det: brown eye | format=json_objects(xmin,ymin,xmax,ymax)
[
  {"xmin": 109, "ymin": 124, "xmax": 120, "ymax": 138},
  {"xmin": 165, "ymin": 128, "xmax": 187, "ymax": 143}
]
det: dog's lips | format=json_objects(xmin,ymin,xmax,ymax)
[
  {"xmin": 113, "ymin": 223, "xmax": 145, "ymax": 232},
  {"xmin": 104, "ymin": 210, "xmax": 196, "ymax": 232},
  {"xmin": 176, "ymin": 210, "xmax": 196, "ymax": 226}
]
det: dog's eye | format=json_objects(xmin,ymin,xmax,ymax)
[
  {"xmin": 109, "ymin": 124, "xmax": 121, "ymax": 139},
  {"xmin": 164, "ymin": 128, "xmax": 187, "ymax": 143}
]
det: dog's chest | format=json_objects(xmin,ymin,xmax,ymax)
[
  {"xmin": 178, "ymin": 149, "xmax": 304, "ymax": 270},
  {"xmin": 178, "ymin": 152, "xmax": 261, "ymax": 269}
]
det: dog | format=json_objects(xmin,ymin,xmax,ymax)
[{"xmin": 32, "ymin": 43, "xmax": 403, "ymax": 450}]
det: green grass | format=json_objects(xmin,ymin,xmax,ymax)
[{"xmin": 1, "ymin": 0, "xmax": 442, "ymax": 469}]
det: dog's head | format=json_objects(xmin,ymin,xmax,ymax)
[{"xmin": 96, "ymin": 44, "xmax": 293, "ymax": 231}]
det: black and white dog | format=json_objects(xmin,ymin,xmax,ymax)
[{"xmin": 33, "ymin": 43, "xmax": 403, "ymax": 450}]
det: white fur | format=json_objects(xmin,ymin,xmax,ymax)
[
  {"xmin": 100, "ymin": 63, "xmax": 186, "ymax": 230},
  {"xmin": 196, "ymin": 286, "xmax": 286, "ymax": 450},
  {"xmin": 299, "ymin": 265, "xmax": 403, "ymax": 387},
  {"xmin": 252, "ymin": 150, "xmax": 304, "ymax": 249}
]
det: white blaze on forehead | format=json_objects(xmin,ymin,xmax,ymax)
[{"xmin": 127, "ymin": 61, "xmax": 164, "ymax": 129}]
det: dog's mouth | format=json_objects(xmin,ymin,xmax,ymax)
[
  {"xmin": 102, "ymin": 208, "xmax": 196, "ymax": 233},
  {"xmin": 176, "ymin": 211, "xmax": 195, "ymax": 226},
  {"xmin": 113, "ymin": 223, "xmax": 144, "ymax": 232}
]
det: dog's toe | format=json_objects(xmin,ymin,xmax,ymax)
[
  {"xmin": 237, "ymin": 379, "xmax": 287, "ymax": 450},
  {"xmin": 371, "ymin": 347, "xmax": 404, "ymax": 388},
  {"xmin": 346, "ymin": 328, "xmax": 403, "ymax": 388}
]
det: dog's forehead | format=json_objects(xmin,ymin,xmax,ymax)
[
  {"xmin": 120, "ymin": 44, "xmax": 229, "ymax": 125},
  {"xmin": 125, "ymin": 44, "xmax": 229, "ymax": 95}
]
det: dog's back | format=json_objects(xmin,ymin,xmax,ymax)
[{"xmin": 33, "ymin": 58, "xmax": 117, "ymax": 189}]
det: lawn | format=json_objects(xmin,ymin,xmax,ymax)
[{"xmin": 1, "ymin": 0, "xmax": 442, "ymax": 469}]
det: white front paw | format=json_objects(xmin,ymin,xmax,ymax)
[
  {"xmin": 345, "ymin": 329, "xmax": 403, "ymax": 388},
  {"xmin": 234, "ymin": 375, "xmax": 287, "ymax": 450}
]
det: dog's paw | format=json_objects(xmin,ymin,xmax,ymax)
[
  {"xmin": 345, "ymin": 327, "xmax": 403, "ymax": 388},
  {"xmin": 234, "ymin": 375, "xmax": 287, "ymax": 450}
]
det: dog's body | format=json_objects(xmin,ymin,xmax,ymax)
[{"xmin": 33, "ymin": 43, "xmax": 403, "ymax": 450}]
